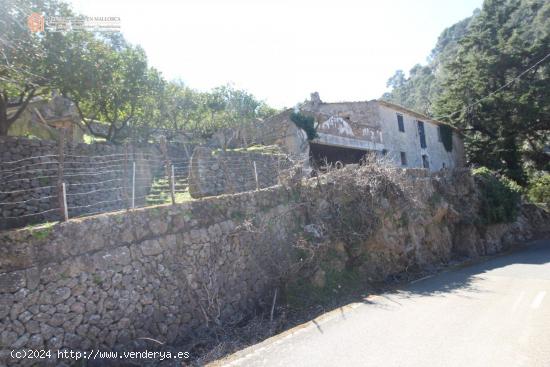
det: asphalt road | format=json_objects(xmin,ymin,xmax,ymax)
[{"xmin": 217, "ymin": 240, "xmax": 550, "ymax": 367}]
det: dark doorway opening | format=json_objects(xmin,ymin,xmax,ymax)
[
  {"xmin": 310, "ymin": 143, "xmax": 371, "ymax": 169},
  {"xmin": 422, "ymin": 154, "xmax": 430, "ymax": 169}
]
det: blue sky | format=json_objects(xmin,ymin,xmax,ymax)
[{"xmin": 68, "ymin": 0, "xmax": 482, "ymax": 108}]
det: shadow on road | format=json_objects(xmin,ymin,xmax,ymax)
[
  {"xmin": 383, "ymin": 239, "xmax": 550, "ymax": 300},
  {"xmin": 200, "ymin": 240, "xmax": 550, "ymax": 366}
]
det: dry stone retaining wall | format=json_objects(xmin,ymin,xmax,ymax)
[
  {"xmin": 188, "ymin": 147, "xmax": 292, "ymax": 198},
  {"xmin": 0, "ymin": 167, "xmax": 548, "ymax": 366},
  {"xmin": 0, "ymin": 187, "xmax": 303, "ymax": 366}
]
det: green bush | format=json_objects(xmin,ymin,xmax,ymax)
[
  {"xmin": 527, "ymin": 174, "xmax": 550, "ymax": 205},
  {"xmin": 472, "ymin": 167, "xmax": 522, "ymax": 224},
  {"xmin": 290, "ymin": 111, "xmax": 318, "ymax": 140}
]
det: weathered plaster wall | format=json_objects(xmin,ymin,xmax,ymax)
[
  {"xmin": 303, "ymin": 100, "xmax": 382, "ymax": 131},
  {"xmin": 377, "ymin": 104, "xmax": 464, "ymax": 171},
  {"xmin": 252, "ymin": 97, "xmax": 465, "ymax": 172},
  {"xmin": 303, "ymin": 100, "xmax": 384, "ymax": 151}
]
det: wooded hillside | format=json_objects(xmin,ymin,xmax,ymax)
[{"xmin": 383, "ymin": 0, "xmax": 549, "ymax": 184}]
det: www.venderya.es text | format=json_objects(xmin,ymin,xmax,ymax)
[{"xmin": 10, "ymin": 349, "xmax": 190, "ymax": 362}]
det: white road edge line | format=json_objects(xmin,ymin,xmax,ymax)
[
  {"xmin": 511, "ymin": 291, "xmax": 525, "ymax": 313},
  {"xmin": 410, "ymin": 275, "xmax": 434, "ymax": 284},
  {"xmin": 531, "ymin": 291, "xmax": 546, "ymax": 309}
]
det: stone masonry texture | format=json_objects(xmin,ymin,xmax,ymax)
[
  {"xmin": 188, "ymin": 147, "xmax": 292, "ymax": 198},
  {"xmin": 0, "ymin": 167, "xmax": 548, "ymax": 366},
  {"xmin": 0, "ymin": 187, "xmax": 302, "ymax": 366}
]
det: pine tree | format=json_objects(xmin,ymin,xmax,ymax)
[{"xmin": 433, "ymin": 0, "xmax": 550, "ymax": 183}]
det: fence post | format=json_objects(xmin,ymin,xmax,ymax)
[
  {"xmin": 61, "ymin": 182, "xmax": 68, "ymax": 221},
  {"xmin": 123, "ymin": 143, "xmax": 129, "ymax": 209},
  {"xmin": 171, "ymin": 164, "xmax": 176, "ymax": 204},
  {"xmin": 57, "ymin": 129, "xmax": 68, "ymax": 221},
  {"xmin": 160, "ymin": 136, "xmax": 176, "ymax": 205},
  {"xmin": 253, "ymin": 161, "xmax": 259, "ymax": 191},
  {"xmin": 131, "ymin": 161, "xmax": 136, "ymax": 209}
]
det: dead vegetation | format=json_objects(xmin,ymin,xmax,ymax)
[{"xmin": 170, "ymin": 155, "xmax": 433, "ymax": 366}]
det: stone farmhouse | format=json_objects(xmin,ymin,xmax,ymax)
[{"xmin": 255, "ymin": 93, "xmax": 465, "ymax": 171}]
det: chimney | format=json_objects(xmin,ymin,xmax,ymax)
[{"xmin": 310, "ymin": 92, "xmax": 322, "ymax": 108}]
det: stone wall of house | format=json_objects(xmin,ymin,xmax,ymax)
[
  {"xmin": 238, "ymin": 93, "xmax": 465, "ymax": 172},
  {"xmin": 188, "ymin": 147, "xmax": 293, "ymax": 198},
  {"xmin": 377, "ymin": 103, "xmax": 465, "ymax": 171},
  {"xmin": 302, "ymin": 97, "xmax": 383, "ymax": 145},
  {"xmin": 0, "ymin": 137, "xmax": 191, "ymax": 230},
  {"xmin": 0, "ymin": 167, "xmax": 548, "ymax": 366}
]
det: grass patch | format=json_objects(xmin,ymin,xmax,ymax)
[
  {"xmin": 83, "ymin": 134, "xmax": 106, "ymax": 144},
  {"xmin": 145, "ymin": 177, "xmax": 194, "ymax": 205},
  {"xmin": 211, "ymin": 144, "xmax": 283, "ymax": 156},
  {"xmin": 29, "ymin": 222, "xmax": 57, "ymax": 240},
  {"xmin": 92, "ymin": 274, "xmax": 103, "ymax": 285}
]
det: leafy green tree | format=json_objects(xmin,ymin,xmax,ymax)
[
  {"xmin": 383, "ymin": 0, "xmax": 549, "ymax": 183},
  {"xmin": 382, "ymin": 66, "xmax": 436, "ymax": 115},
  {"xmin": 0, "ymin": 0, "xmax": 73, "ymax": 135},
  {"xmin": 185, "ymin": 84, "xmax": 277, "ymax": 138},
  {"xmin": 527, "ymin": 174, "xmax": 550, "ymax": 204},
  {"xmin": 65, "ymin": 39, "xmax": 150, "ymax": 142},
  {"xmin": 434, "ymin": 0, "xmax": 550, "ymax": 183},
  {"xmin": 162, "ymin": 81, "xmax": 200, "ymax": 135},
  {"xmin": 130, "ymin": 68, "xmax": 168, "ymax": 143},
  {"xmin": 1, "ymin": 0, "xmax": 278, "ymax": 144}
]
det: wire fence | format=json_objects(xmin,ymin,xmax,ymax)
[
  {"xmin": 0, "ymin": 136, "xmax": 301, "ymax": 231},
  {"xmin": 0, "ymin": 153, "xmax": 171, "ymax": 227}
]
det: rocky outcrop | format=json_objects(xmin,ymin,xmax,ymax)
[{"xmin": 295, "ymin": 167, "xmax": 549, "ymax": 285}]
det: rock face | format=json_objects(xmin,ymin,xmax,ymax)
[
  {"xmin": 0, "ymin": 167, "xmax": 548, "ymax": 366},
  {"xmin": 299, "ymin": 168, "xmax": 549, "ymax": 285}
]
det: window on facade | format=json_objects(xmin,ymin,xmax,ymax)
[
  {"xmin": 397, "ymin": 114, "xmax": 404, "ymax": 132},
  {"xmin": 400, "ymin": 152, "xmax": 407, "ymax": 166},
  {"xmin": 417, "ymin": 120, "xmax": 427, "ymax": 148},
  {"xmin": 422, "ymin": 154, "xmax": 430, "ymax": 169}
]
